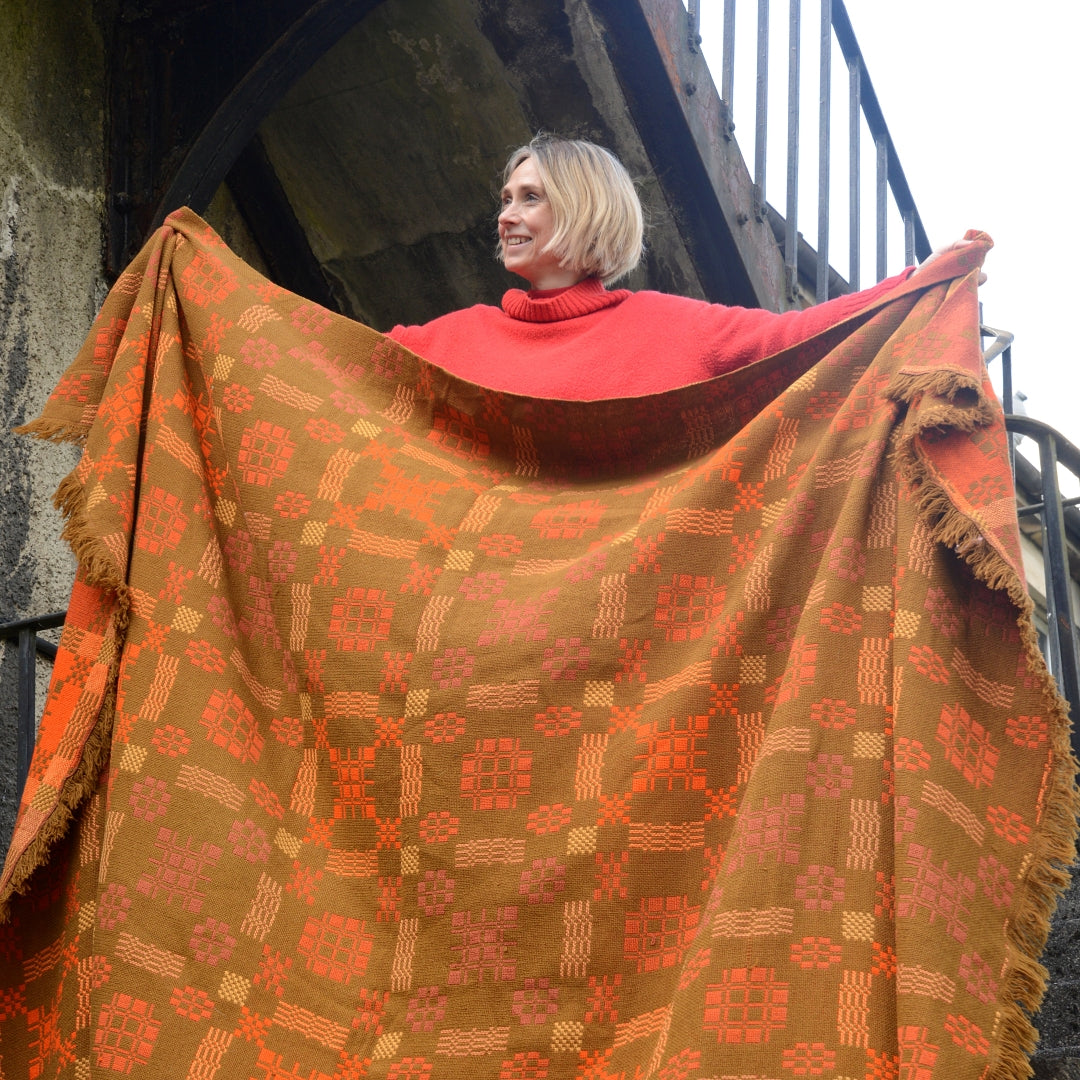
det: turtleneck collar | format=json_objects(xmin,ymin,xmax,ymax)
[{"xmin": 501, "ymin": 276, "xmax": 631, "ymax": 323}]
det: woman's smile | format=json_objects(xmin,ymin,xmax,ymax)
[{"xmin": 498, "ymin": 158, "xmax": 582, "ymax": 289}]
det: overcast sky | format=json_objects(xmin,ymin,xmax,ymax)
[{"xmin": 700, "ymin": 1, "xmax": 1080, "ymax": 451}]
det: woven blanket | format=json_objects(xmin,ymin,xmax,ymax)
[{"xmin": 1, "ymin": 208, "xmax": 1075, "ymax": 1080}]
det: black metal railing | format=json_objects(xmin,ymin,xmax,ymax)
[
  {"xmin": 681, "ymin": 0, "xmax": 1080, "ymax": 734},
  {"xmin": 985, "ymin": 324, "xmax": 1080, "ymax": 750},
  {"xmin": 1007, "ymin": 413, "xmax": 1080, "ymax": 741},
  {"xmin": 992, "ymin": 323, "xmax": 1080, "ymax": 1075},
  {"xmin": 688, "ymin": 0, "xmax": 931, "ymax": 299},
  {"xmin": 0, "ymin": 611, "xmax": 66, "ymax": 803}
]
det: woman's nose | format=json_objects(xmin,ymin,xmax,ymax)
[{"xmin": 499, "ymin": 202, "xmax": 518, "ymax": 224}]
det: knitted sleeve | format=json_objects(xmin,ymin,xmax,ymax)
[{"xmin": 695, "ymin": 265, "xmax": 916, "ymax": 375}]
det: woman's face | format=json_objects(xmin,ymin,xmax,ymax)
[{"xmin": 498, "ymin": 158, "xmax": 583, "ymax": 290}]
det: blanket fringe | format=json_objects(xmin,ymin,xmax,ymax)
[
  {"xmin": 891, "ymin": 365, "xmax": 988, "ymax": 409},
  {"xmin": 0, "ymin": 671, "xmax": 118, "ymax": 922},
  {"xmin": 4, "ymin": 228, "xmax": 165, "ymax": 920},
  {"xmin": 14, "ymin": 415, "xmax": 92, "ymax": 447},
  {"xmin": 891, "ymin": 365, "xmax": 1080, "ymax": 1080},
  {"xmin": 0, "ymin": 440, "xmax": 126, "ymax": 922},
  {"xmin": 51, "ymin": 472, "xmax": 125, "ymax": 591},
  {"xmin": 889, "ymin": 368, "xmax": 1028, "ymax": 612}
]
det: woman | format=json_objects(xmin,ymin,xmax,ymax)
[{"xmin": 387, "ymin": 135, "xmax": 917, "ymax": 399}]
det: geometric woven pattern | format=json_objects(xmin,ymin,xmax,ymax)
[{"xmin": 0, "ymin": 210, "xmax": 1074, "ymax": 1080}]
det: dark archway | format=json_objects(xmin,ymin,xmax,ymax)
[
  {"xmin": 103, "ymin": 0, "xmax": 768, "ymax": 329},
  {"xmin": 106, "ymin": 0, "xmax": 383, "ymax": 301}
]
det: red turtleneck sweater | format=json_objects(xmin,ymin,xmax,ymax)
[{"xmin": 387, "ymin": 272, "xmax": 913, "ymax": 399}]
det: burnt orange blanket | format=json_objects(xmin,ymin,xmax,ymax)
[{"xmin": 1, "ymin": 209, "xmax": 1074, "ymax": 1080}]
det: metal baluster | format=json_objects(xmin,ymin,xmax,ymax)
[
  {"xmin": 785, "ymin": 0, "xmax": 801, "ymax": 298},
  {"xmin": 687, "ymin": 0, "xmax": 701, "ymax": 49},
  {"xmin": 903, "ymin": 209, "xmax": 915, "ymax": 271},
  {"xmin": 816, "ymin": 0, "xmax": 832, "ymax": 302},
  {"xmin": 754, "ymin": 0, "xmax": 770, "ymax": 216},
  {"xmin": 1037, "ymin": 429, "xmax": 1080, "ymax": 734},
  {"xmin": 722, "ymin": 0, "xmax": 736, "ymax": 115},
  {"xmin": 875, "ymin": 134, "xmax": 887, "ymax": 282},
  {"xmin": 1002, "ymin": 342, "xmax": 1016, "ymax": 476},
  {"xmin": 847, "ymin": 55, "xmax": 860, "ymax": 291},
  {"xmin": 17, "ymin": 628, "xmax": 36, "ymax": 804}
]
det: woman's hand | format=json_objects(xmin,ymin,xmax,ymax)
[{"xmin": 914, "ymin": 238, "xmax": 988, "ymax": 285}]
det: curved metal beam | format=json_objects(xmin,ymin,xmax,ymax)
[{"xmin": 151, "ymin": 0, "xmax": 386, "ymax": 230}]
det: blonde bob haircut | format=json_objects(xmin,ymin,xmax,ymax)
[{"xmin": 501, "ymin": 135, "xmax": 644, "ymax": 285}]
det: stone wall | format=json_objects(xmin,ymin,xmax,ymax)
[{"xmin": 0, "ymin": 0, "xmax": 107, "ymax": 849}]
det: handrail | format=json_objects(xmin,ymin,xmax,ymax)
[
  {"xmin": 982, "ymin": 323, "xmax": 1080, "ymax": 751},
  {"xmin": 0, "ymin": 611, "xmax": 66, "ymax": 803},
  {"xmin": 693, "ymin": 0, "xmax": 932, "ymax": 300},
  {"xmin": 1002, "ymin": 415, "xmax": 1080, "ymax": 744}
]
